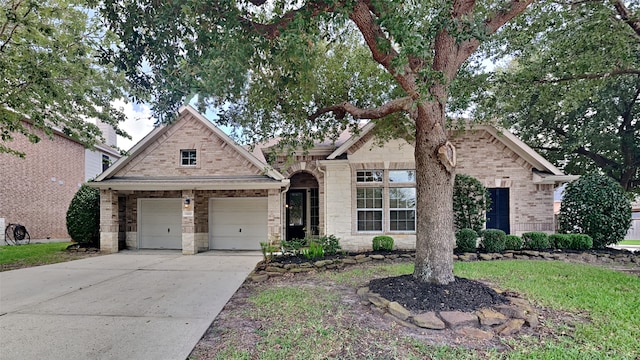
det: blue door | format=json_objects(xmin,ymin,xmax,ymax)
[{"xmin": 487, "ymin": 188, "xmax": 510, "ymax": 234}]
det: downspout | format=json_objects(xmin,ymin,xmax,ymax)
[
  {"xmin": 316, "ymin": 160, "xmax": 327, "ymax": 236},
  {"xmin": 280, "ymin": 179, "xmax": 291, "ymax": 242}
]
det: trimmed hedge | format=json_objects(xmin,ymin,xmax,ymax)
[
  {"xmin": 372, "ymin": 236, "xmax": 394, "ymax": 251},
  {"xmin": 455, "ymin": 228, "xmax": 478, "ymax": 253},
  {"xmin": 522, "ymin": 232, "xmax": 550, "ymax": 251},
  {"xmin": 549, "ymin": 234, "xmax": 572, "ymax": 250},
  {"xmin": 504, "ymin": 235, "xmax": 523, "ymax": 251},
  {"xmin": 66, "ymin": 184, "xmax": 100, "ymax": 246},
  {"xmin": 481, "ymin": 229, "xmax": 506, "ymax": 253},
  {"xmin": 569, "ymin": 234, "xmax": 593, "ymax": 250}
]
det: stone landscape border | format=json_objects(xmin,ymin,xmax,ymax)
[{"xmin": 249, "ymin": 249, "xmax": 639, "ymax": 338}]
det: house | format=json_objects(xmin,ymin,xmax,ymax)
[
  {"xmin": 0, "ymin": 120, "xmax": 120, "ymax": 242},
  {"xmin": 89, "ymin": 106, "xmax": 575, "ymax": 254}
]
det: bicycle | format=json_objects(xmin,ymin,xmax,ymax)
[{"xmin": 4, "ymin": 223, "xmax": 31, "ymax": 245}]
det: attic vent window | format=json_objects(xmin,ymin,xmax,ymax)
[{"xmin": 181, "ymin": 149, "xmax": 197, "ymax": 166}]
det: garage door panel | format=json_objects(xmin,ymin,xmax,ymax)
[
  {"xmin": 210, "ymin": 198, "xmax": 267, "ymax": 250},
  {"xmin": 139, "ymin": 199, "xmax": 182, "ymax": 249}
]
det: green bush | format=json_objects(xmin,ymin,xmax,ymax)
[
  {"xmin": 301, "ymin": 241, "xmax": 324, "ymax": 260},
  {"xmin": 453, "ymin": 174, "xmax": 491, "ymax": 233},
  {"xmin": 558, "ymin": 174, "xmax": 632, "ymax": 248},
  {"xmin": 549, "ymin": 234, "xmax": 572, "ymax": 250},
  {"xmin": 281, "ymin": 238, "xmax": 306, "ymax": 255},
  {"xmin": 569, "ymin": 234, "xmax": 593, "ymax": 250},
  {"xmin": 66, "ymin": 184, "xmax": 100, "ymax": 246},
  {"xmin": 455, "ymin": 228, "xmax": 477, "ymax": 253},
  {"xmin": 318, "ymin": 235, "xmax": 341, "ymax": 255},
  {"xmin": 504, "ymin": 235, "xmax": 523, "ymax": 251},
  {"xmin": 481, "ymin": 229, "xmax": 506, "ymax": 253},
  {"xmin": 522, "ymin": 232, "xmax": 550, "ymax": 250},
  {"xmin": 372, "ymin": 235, "xmax": 394, "ymax": 251}
]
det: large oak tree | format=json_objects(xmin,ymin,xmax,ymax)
[{"xmin": 93, "ymin": 0, "xmax": 536, "ymax": 284}]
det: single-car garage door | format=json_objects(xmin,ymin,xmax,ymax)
[
  {"xmin": 209, "ymin": 197, "xmax": 267, "ymax": 250},
  {"xmin": 138, "ymin": 198, "xmax": 182, "ymax": 249}
]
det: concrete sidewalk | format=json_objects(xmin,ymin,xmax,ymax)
[{"xmin": 0, "ymin": 251, "xmax": 260, "ymax": 360}]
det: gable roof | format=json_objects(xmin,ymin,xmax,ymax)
[
  {"xmin": 94, "ymin": 106, "xmax": 285, "ymax": 182},
  {"xmin": 327, "ymin": 121, "xmax": 576, "ymax": 183}
]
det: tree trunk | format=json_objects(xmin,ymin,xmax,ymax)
[{"xmin": 413, "ymin": 102, "xmax": 455, "ymax": 285}]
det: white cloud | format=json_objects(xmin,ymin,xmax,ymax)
[{"xmin": 112, "ymin": 99, "xmax": 155, "ymax": 151}]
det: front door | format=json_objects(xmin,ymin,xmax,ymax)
[
  {"xmin": 487, "ymin": 188, "xmax": 510, "ymax": 234},
  {"xmin": 287, "ymin": 189, "xmax": 306, "ymax": 240}
]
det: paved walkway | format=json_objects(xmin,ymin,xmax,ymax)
[{"xmin": 0, "ymin": 251, "xmax": 261, "ymax": 360}]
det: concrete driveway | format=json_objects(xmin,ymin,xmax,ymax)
[{"xmin": 0, "ymin": 251, "xmax": 260, "ymax": 360}]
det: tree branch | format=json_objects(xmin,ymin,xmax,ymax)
[
  {"xmin": 535, "ymin": 69, "xmax": 640, "ymax": 83},
  {"xmin": 308, "ymin": 97, "xmax": 413, "ymax": 121},
  {"xmin": 237, "ymin": 1, "xmax": 337, "ymax": 40},
  {"xmin": 350, "ymin": 1, "xmax": 420, "ymax": 99},
  {"xmin": 612, "ymin": 0, "xmax": 640, "ymax": 38},
  {"xmin": 575, "ymin": 146, "xmax": 619, "ymax": 169}
]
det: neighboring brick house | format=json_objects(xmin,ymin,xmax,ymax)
[
  {"xmin": 90, "ymin": 106, "xmax": 575, "ymax": 253},
  {"xmin": 0, "ymin": 121, "xmax": 120, "ymax": 242}
]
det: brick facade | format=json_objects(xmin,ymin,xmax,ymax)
[{"xmin": 0, "ymin": 124, "xmax": 85, "ymax": 240}]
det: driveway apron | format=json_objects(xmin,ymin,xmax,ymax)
[{"xmin": 0, "ymin": 251, "xmax": 260, "ymax": 360}]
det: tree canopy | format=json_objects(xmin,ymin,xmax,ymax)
[
  {"xmin": 92, "ymin": 0, "xmax": 539, "ymax": 284},
  {"xmin": 474, "ymin": 1, "xmax": 640, "ymax": 193},
  {"xmin": 0, "ymin": 0, "xmax": 130, "ymax": 157}
]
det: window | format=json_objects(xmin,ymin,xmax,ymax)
[
  {"xmin": 181, "ymin": 149, "xmax": 197, "ymax": 166},
  {"xmin": 389, "ymin": 187, "xmax": 416, "ymax": 231},
  {"xmin": 101, "ymin": 154, "xmax": 110, "ymax": 172},
  {"xmin": 389, "ymin": 170, "xmax": 416, "ymax": 183},
  {"xmin": 357, "ymin": 188, "xmax": 383, "ymax": 231},
  {"xmin": 356, "ymin": 170, "xmax": 383, "ymax": 183}
]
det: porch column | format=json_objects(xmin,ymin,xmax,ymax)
[
  {"xmin": 267, "ymin": 188, "xmax": 282, "ymax": 244},
  {"xmin": 182, "ymin": 190, "xmax": 196, "ymax": 255},
  {"xmin": 100, "ymin": 189, "xmax": 119, "ymax": 253}
]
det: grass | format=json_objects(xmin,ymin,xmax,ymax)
[
  {"xmin": 0, "ymin": 242, "xmax": 78, "ymax": 269},
  {"xmin": 617, "ymin": 239, "xmax": 640, "ymax": 245},
  {"xmin": 200, "ymin": 260, "xmax": 640, "ymax": 360}
]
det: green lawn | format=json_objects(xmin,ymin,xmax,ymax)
[
  {"xmin": 0, "ymin": 242, "xmax": 75, "ymax": 269},
  {"xmin": 198, "ymin": 260, "xmax": 640, "ymax": 360},
  {"xmin": 617, "ymin": 240, "xmax": 640, "ymax": 245}
]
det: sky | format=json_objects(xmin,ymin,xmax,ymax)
[{"xmin": 112, "ymin": 99, "xmax": 155, "ymax": 151}]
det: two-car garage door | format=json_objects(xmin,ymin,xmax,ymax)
[{"xmin": 138, "ymin": 197, "xmax": 267, "ymax": 250}]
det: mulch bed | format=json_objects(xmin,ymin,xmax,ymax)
[{"xmin": 369, "ymin": 275, "xmax": 508, "ymax": 312}]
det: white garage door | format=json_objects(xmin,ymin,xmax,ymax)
[
  {"xmin": 139, "ymin": 199, "xmax": 182, "ymax": 249},
  {"xmin": 209, "ymin": 197, "xmax": 267, "ymax": 250}
]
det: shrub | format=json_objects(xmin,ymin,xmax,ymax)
[
  {"xmin": 301, "ymin": 241, "xmax": 324, "ymax": 260},
  {"xmin": 522, "ymin": 232, "xmax": 550, "ymax": 250},
  {"xmin": 260, "ymin": 241, "xmax": 279, "ymax": 262},
  {"xmin": 281, "ymin": 238, "xmax": 306, "ymax": 255},
  {"xmin": 504, "ymin": 235, "xmax": 523, "ymax": 251},
  {"xmin": 66, "ymin": 184, "xmax": 100, "ymax": 246},
  {"xmin": 481, "ymin": 229, "xmax": 506, "ymax": 253},
  {"xmin": 453, "ymin": 174, "xmax": 492, "ymax": 233},
  {"xmin": 558, "ymin": 174, "xmax": 632, "ymax": 248},
  {"xmin": 455, "ymin": 229, "xmax": 477, "ymax": 253},
  {"xmin": 372, "ymin": 235, "xmax": 394, "ymax": 251},
  {"xmin": 318, "ymin": 235, "xmax": 341, "ymax": 255},
  {"xmin": 549, "ymin": 234, "xmax": 572, "ymax": 250},
  {"xmin": 569, "ymin": 234, "xmax": 593, "ymax": 251}
]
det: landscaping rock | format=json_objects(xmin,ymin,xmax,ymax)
[
  {"xmin": 368, "ymin": 293, "xmax": 390, "ymax": 308},
  {"xmin": 265, "ymin": 266, "xmax": 287, "ymax": 273},
  {"xmin": 525, "ymin": 314, "xmax": 540, "ymax": 328},
  {"xmin": 354, "ymin": 254, "xmax": 367, "ymax": 260},
  {"xmin": 411, "ymin": 312, "xmax": 445, "ymax": 330},
  {"xmin": 456, "ymin": 327, "xmax": 494, "ymax": 340},
  {"xmin": 341, "ymin": 258, "xmax": 357, "ymax": 265},
  {"xmin": 522, "ymin": 250, "xmax": 540, "ymax": 257},
  {"xmin": 383, "ymin": 312, "xmax": 416, "ymax": 328},
  {"xmin": 283, "ymin": 264, "xmax": 299, "ymax": 270},
  {"xmin": 388, "ymin": 301, "xmax": 411, "ymax": 321},
  {"xmin": 370, "ymin": 254, "xmax": 385, "ymax": 260},
  {"xmin": 266, "ymin": 272, "xmax": 284, "ymax": 277},
  {"xmin": 357, "ymin": 287, "xmax": 369, "ymax": 298},
  {"xmin": 476, "ymin": 308, "xmax": 507, "ymax": 326},
  {"xmin": 496, "ymin": 319, "xmax": 525, "ymax": 336},
  {"xmin": 356, "ymin": 257, "xmax": 372, "ymax": 263},
  {"xmin": 250, "ymin": 274, "xmax": 269, "ymax": 282},
  {"xmin": 314, "ymin": 260, "xmax": 333, "ymax": 268},
  {"xmin": 459, "ymin": 253, "xmax": 478, "ymax": 261},
  {"xmin": 439, "ymin": 311, "xmax": 479, "ymax": 329},
  {"xmin": 289, "ymin": 267, "xmax": 315, "ymax": 273},
  {"xmin": 502, "ymin": 253, "xmax": 514, "ymax": 259},
  {"xmin": 479, "ymin": 254, "xmax": 494, "ymax": 261},
  {"xmin": 494, "ymin": 304, "xmax": 526, "ymax": 319}
]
